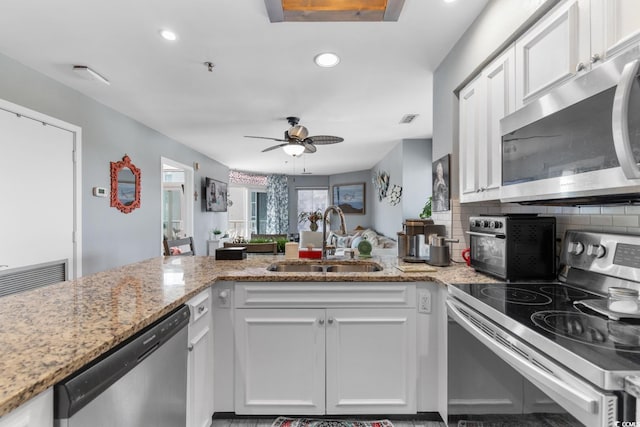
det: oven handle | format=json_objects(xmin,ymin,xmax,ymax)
[
  {"xmin": 446, "ymin": 299, "xmax": 598, "ymax": 414},
  {"xmin": 612, "ymin": 58, "xmax": 640, "ymax": 179},
  {"xmin": 466, "ymin": 231, "xmax": 506, "ymax": 239}
]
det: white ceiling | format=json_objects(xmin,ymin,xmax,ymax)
[{"xmin": 0, "ymin": 0, "xmax": 487, "ymax": 175}]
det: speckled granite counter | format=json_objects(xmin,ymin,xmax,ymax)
[{"xmin": 0, "ymin": 254, "xmax": 497, "ymax": 417}]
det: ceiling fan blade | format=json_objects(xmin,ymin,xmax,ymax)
[
  {"xmin": 302, "ymin": 139, "xmax": 317, "ymax": 153},
  {"xmin": 245, "ymin": 135, "xmax": 288, "ymax": 142},
  {"xmin": 262, "ymin": 143, "xmax": 288, "ymax": 152},
  {"xmin": 307, "ymin": 135, "xmax": 344, "ymax": 145}
]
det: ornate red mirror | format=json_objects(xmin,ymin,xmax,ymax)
[{"xmin": 110, "ymin": 155, "xmax": 141, "ymax": 214}]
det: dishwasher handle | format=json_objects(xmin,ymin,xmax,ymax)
[{"xmin": 54, "ymin": 305, "xmax": 190, "ymax": 419}]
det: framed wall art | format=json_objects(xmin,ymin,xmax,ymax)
[
  {"xmin": 432, "ymin": 154, "xmax": 450, "ymax": 212},
  {"xmin": 205, "ymin": 177, "xmax": 228, "ymax": 212},
  {"xmin": 332, "ymin": 182, "xmax": 365, "ymax": 214}
]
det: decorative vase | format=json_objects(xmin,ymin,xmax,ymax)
[{"xmin": 310, "ymin": 222, "xmax": 319, "ymax": 232}]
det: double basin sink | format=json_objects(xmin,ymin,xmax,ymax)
[{"xmin": 267, "ymin": 260, "xmax": 383, "ymax": 273}]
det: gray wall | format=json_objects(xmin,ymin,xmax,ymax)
[
  {"xmin": 329, "ymin": 170, "xmax": 373, "ymax": 231},
  {"xmin": 432, "ymin": 0, "xmax": 555, "ymax": 199},
  {"xmin": 0, "ymin": 52, "xmax": 229, "ymax": 275},
  {"xmin": 370, "ymin": 139, "xmax": 433, "ymax": 239}
]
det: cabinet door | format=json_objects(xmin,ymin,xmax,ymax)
[
  {"xmin": 596, "ymin": 0, "xmax": 640, "ymax": 58},
  {"xmin": 0, "ymin": 388, "xmax": 52, "ymax": 427},
  {"xmin": 459, "ymin": 74, "xmax": 484, "ymax": 203},
  {"xmin": 188, "ymin": 326, "xmax": 212, "ymax": 427},
  {"xmin": 325, "ymin": 308, "xmax": 416, "ymax": 414},
  {"xmin": 515, "ymin": 0, "xmax": 590, "ymax": 107},
  {"xmin": 479, "ymin": 46, "xmax": 516, "ymax": 201},
  {"xmin": 187, "ymin": 289, "xmax": 213, "ymax": 427},
  {"xmin": 235, "ymin": 308, "xmax": 325, "ymax": 415}
]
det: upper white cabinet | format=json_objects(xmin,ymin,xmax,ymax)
[
  {"xmin": 516, "ymin": 0, "xmax": 640, "ymax": 107},
  {"xmin": 515, "ymin": 0, "xmax": 590, "ymax": 107},
  {"xmin": 459, "ymin": 46, "xmax": 515, "ymax": 203}
]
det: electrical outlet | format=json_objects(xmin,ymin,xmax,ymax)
[{"xmin": 418, "ymin": 290, "xmax": 431, "ymax": 314}]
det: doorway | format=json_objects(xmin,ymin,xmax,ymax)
[{"xmin": 161, "ymin": 158, "xmax": 194, "ymax": 252}]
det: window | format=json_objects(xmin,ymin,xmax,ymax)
[{"xmin": 297, "ymin": 188, "xmax": 329, "ymax": 232}]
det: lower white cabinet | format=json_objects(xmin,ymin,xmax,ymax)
[
  {"xmin": 187, "ymin": 289, "xmax": 213, "ymax": 427},
  {"xmin": 233, "ymin": 282, "xmax": 417, "ymax": 415},
  {"xmin": 0, "ymin": 388, "xmax": 52, "ymax": 427}
]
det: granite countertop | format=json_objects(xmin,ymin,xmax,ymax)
[{"xmin": 0, "ymin": 254, "xmax": 497, "ymax": 417}]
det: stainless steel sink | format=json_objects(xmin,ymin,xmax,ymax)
[
  {"xmin": 325, "ymin": 264, "xmax": 383, "ymax": 273},
  {"xmin": 266, "ymin": 262, "xmax": 383, "ymax": 273}
]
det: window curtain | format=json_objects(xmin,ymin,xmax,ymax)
[{"xmin": 266, "ymin": 174, "xmax": 288, "ymax": 234}]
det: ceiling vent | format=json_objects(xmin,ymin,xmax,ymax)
[
  {"xmin": 399, "ymin": 114, "xmax": 419, "ymax": 124},
  {"xmin": 264, "ymin": 0, "xmax": 405, "ymax": 22}
]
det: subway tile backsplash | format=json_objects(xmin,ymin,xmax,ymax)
[{"xmin": 443, "ymin": 199, "xmax": 640, "ymax": 263}]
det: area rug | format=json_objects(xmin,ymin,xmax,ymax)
[{"xmin": 272, "ymin": 417, "xmax": 394, "ymax": 427}]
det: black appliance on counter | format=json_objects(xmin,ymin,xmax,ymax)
[
  {"xmin": 467, "ymin": 214, "xmax": 556, "ymax": 281},
  {"xmin": 448, "ymin": 230, "xmax": 640, "ymax": 426}
]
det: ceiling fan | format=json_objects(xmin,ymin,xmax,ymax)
[{"xmin": 244, "ymin": 116, "xmax": 344, "ymax": 156}]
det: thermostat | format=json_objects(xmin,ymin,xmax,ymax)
[{"xmin": 93, "ymin": 187, "xmax": 108, "ymax": 197}]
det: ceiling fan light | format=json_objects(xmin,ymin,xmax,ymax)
[
  {"xmin": 314, "ymin": 52, "xmax": 340, "ymax": 68},
  {"xmin": 282, "ymin": 143, "xmax": 305, "ymax": 157}
]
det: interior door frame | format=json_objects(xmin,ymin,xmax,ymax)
[
  {"xmin": 0, "ymin": 98, "xmax": 82, "ymax": 279},
  {"xmin": 160, "ymin": 157, "xmax": 194, "ymax": 253}
]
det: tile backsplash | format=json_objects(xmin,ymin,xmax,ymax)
[{"xmin": 441, "ymin": 199, "xmax": 640, "ymax": 262}]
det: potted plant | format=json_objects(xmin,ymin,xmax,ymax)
[
  {"xmin": 419, "ymin": 197, "xmax": 432, "ymax": 219},
  {"xmin": 298, "ymin": 210, "xmax": 324, "ymax": 232},
  {"xmin": 210, "ymin": 228, "xmax": 222, "ymax": 240}
]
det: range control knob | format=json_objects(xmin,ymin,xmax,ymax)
[
  {"xmin": 483, "ymin": 220, "xmax": 490, "ymax": 227},
  {"xmin": 570, "ymin": 242, "xmax": 585, "ymax": 255},
  {"xmin": 587, "ymin": 244, "xmax": 606, "ymax": 258},
  {"xmin": 489, "ymin": 221, "xmax": 496, "ymax": 228},
  {"xmin": 494, "ymin": 221, "xmax": 503, "ymax": 229}
]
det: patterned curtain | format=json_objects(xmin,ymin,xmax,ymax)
[{"xmin": 266, "ymin": 174, "xmax": 288, "ymax": 234}]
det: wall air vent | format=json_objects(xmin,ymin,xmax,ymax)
[{"xmin": 400, "ymin": 114, "xmax": 419, "ymax": 124}]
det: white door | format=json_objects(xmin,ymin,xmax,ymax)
[
  {"xmin": 0, "ymin": 105, "xmax": 78, "ymax": 277},
  {"xmin": 188, "ymin": 324, "xmax": 212, "ymax": 427},
  {"xmin": 597, "ymin": 0, "xmax": 640, "ymax": 58},
  {"xmin": 234, "ymin": 308, "xmax": 326, "ymax": 415},
  {"xmin": 325, "ymin": 308, "xmax": 416, "ymax": 414}
]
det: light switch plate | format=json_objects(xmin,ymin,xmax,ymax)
[{"xmin": 92, "ymin": 186, "xmax": 107, "ymax": 197}]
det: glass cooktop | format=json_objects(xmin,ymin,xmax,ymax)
[{"xmin": 450, "ymin": 282, "xmax": 640, "ymax": 372}]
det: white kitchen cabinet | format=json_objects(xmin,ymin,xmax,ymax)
[
  {"xmin": 233, "ymin": 282, "xmax": 418, "ymax": 416},
  {"xmin": 187, "ymin": 289, "xmax": 213, "ymax": 427},
  {"xmin": 515, "ymin": 0, "xmax": 590, "ymax": 107},
  {"xmin": 515, "ymin": 0, "xmax": 640, "ymax": 108},
  {"xmin": 0, "ymin": 388, "xmax": 52, "ymax": 427},
  {"xmin": 459, "ymin": 46, "xmax": 515, "ymax": 203},
  {"xmin": 234, "ymin": 308, "xmax": 326, "ymax": 415},
  {"xmin": 325, "ymin": 308, "xmax": 416, "ymax": 414}
]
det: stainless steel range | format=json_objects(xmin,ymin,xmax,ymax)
[{"xmin": 448, "ymin": 230, "xmax": 640, "ymax": 426}]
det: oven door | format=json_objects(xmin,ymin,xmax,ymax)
[
  {"xmin": 467, "ymin": 231, "xmax": 506, "ymax": 279},
  {"xmin": 500, "ymin": 45, "xmax": 640, "ymax": 203},
  {"xmin": 447, "ymin": 298, "xmax": 618, "ymax": 427}
]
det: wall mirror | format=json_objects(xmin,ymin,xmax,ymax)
[{"xmin": 110, "ymin": 155, "xmax": 141, "ymax": 213}]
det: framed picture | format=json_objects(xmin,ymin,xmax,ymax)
[
  {"xmin": 332, "ymin": 183, "xmax": 365, "ymax": 214},
  {"xmin": 432, "ymin": 154, "xmax": 450, "ymax": 212},
  {"xmin": 205, "ymin": 178, "xmax": 228, "ymax": 212}
]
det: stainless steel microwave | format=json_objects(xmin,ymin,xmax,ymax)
[{"xmin": 500, "ymin": 45, "xmax": 640, "ymax": 204}]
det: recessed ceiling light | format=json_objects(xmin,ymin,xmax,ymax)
[
  {"xmin": 160, "ymin": 29, "xmax": 178, "ymax": 41},
  {"xmin": 443, "ymin": 0, "xmax": 456, "ymax": 3},
  {"xmin": 314, "ymin": 52, "xmax": 340, "ymax": 68}
]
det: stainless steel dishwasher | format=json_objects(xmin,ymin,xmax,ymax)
[{"xmin": 54, "ymin": 305, "xmax": 190, "ymax": 427}]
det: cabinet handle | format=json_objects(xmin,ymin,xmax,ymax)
[
  {"xmin": 188, "ymin": 344, "xmax": 194, "ymax": 352},
  {"xmin": 328, "ymin": 318, "xmax": 334, "ymax": 324},
  {"xmin": 318, "ymin": 318, "xmax": 325, "ymax": 325},
  {"xmin": 590, "ymin": 53, "xmax": 601, "ymax": 64},
  {"xmin": 219, "ymin": 290, "xmax": 229, "ymax": 299},
  {"xmin": 575, "ymin": 62, "xmax": 586, "ymax": 72},
  {"xmin": 198, "ymin": 305, "xmax": 205, "ymax": 313}
]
